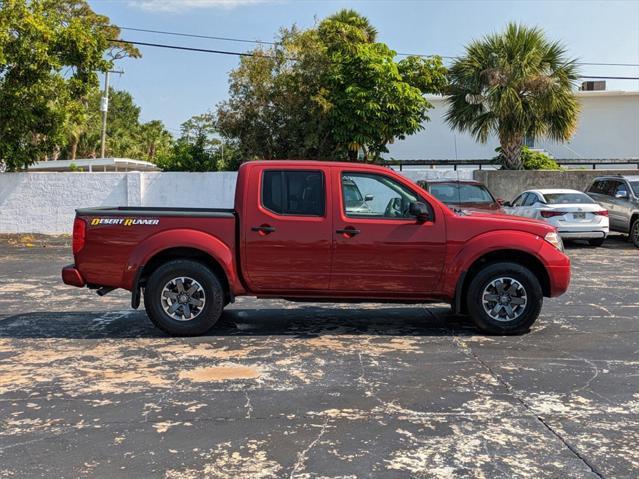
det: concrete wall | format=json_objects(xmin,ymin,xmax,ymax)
[
  {"xmin": 474, "ymin": 169, "xmax": 639, "ymax": 202},
  {"xmin": 387, "ymin": 91, "xmax": 639, "ymax": 160},
  {"xmin": 0, "ymin": 169, "xmax": 469, "ymax": 234}
]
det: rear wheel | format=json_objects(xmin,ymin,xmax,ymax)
[
  {"xmin": 144, "ymin": 259, "xmax": 224, "ymax": 336},
  {"xmin": 466, "ymin": 262, "xmax": 543, "ymax": 335},
  {"xmin": 631, "ymin": 219, "xmax": 639, "ymax": 248},
  {"xmin": 588, "ymin": 238, "xmax": 605, "ymax": 247}
]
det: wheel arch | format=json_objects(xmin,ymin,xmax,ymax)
[{"xmin": 456, "ymin": 249, "xmax": 551, "ymax": 315}]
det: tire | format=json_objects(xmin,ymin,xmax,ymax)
[
  {"xmin": 588, "ymin": 238, "xmax": 605, "ymax": 247},
  {"xmin": 631, "ymin": 219, "xmax": 639, "ymax": 249},
  {"xmin": 466, "ymin": 262, "xmax": 543, "ymax": 335},
  {"xmin": 144, "ymin": 259, "xmax": 225, "ymax": 336}
]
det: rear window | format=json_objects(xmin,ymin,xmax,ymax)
[
  {"xmin": 429, "ymin": 183, "xmax": 494, "ymax": 204},
  {"xmin": 262, "ymin": 170, "xmax": 325, "ymax": 216},
  {"xmin": 544, "ymin": 193, "xmax": 595, "ymax": 204}
]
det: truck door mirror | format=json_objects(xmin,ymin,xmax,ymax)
[{"xmin": 409, "ymin": 201, "xmax": 431, "ymax": 222}]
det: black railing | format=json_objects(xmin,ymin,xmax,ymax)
[{"xmin": 383, "ymin": 158, "xmax": 639, "ymax": 171}]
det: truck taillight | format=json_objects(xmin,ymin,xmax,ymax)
[{"xmin": 73, "ymin": 218, "xmax": 86, "ymax": 254}]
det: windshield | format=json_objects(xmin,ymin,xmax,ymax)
[
  {"xmin": 630, "ymin": 181, "xmax": 639, "ymax": 197},
  {"xmin": 429, "ymin": 183, "xmax": 494, "ymax": 204},
  {"xmin": 544, "ymin": 193, "xmax": 594, "ymax": 204}
]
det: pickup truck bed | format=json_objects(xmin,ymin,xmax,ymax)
[{"xmin": 63, "ymin": 160, "xmax": 570, "ymax": 336}]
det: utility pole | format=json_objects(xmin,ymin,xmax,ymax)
[{"xmin": 100, "ymin": 69, "xmax": 124, "ymax": 159}]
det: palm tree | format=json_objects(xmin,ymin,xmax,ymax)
[{"xmin": 445, "ymin": 23, "xmax": 580, "ymax": 170}]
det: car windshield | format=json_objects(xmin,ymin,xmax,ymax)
[
  {"xmin": 630, "ymin": 181, "xmax": 639, "ymax": 197},
  {"xmin": 544, "ymin": 193, "xmax": 595, "ymax": 204},
  {"xmin": 429, "ymin": 183, "xmax": 494, "ymax": 204}
]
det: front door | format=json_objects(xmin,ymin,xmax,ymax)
[
  {"xmin": 330, "ymin": 170, "xmax": 446, "ymax": 296},
  {"xmin": 243, "ymin": 168, "xmax": 333, "ymax": 292}
]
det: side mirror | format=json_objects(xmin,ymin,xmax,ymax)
[
  {"xmin": 496, "ymin": 198, "xmax": 505, "ymax": 206},
  {"xmin": 615, "ymin": 191, "xmax": 628, "ymax": 199},
  {"xmin": 364, "ymin": 194, "xmax": 374, "ymax": 202},
  {"xmin": 502, "ymin": 201, "xmax": 511, "ymax": 207},
  {"xmin": 409, "ymin": 201, "xmax": 431, "ymax": 222}
]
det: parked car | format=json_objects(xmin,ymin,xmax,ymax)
[
  {"xmin": 62, "ymin": 160, "xmax": 570, "ymax": 336},
  {"xmin": 504, "ymin": 189, "xmax": 609, "ymax": 246},
  {"xmin": 416, "ymin": 180, "xmax": 504, "ymax": 214},
  {"xmin": 586, "ymin": 175, "xmax": 639, "ymax": 248}
]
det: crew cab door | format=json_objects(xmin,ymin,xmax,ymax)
[
  {"xmin": 330, "ymin": 169, "xmax": 446, "ymax": 295},
  {"xmin": 242, "ymin": 167, "xmax": 332, "ymax": 291}
]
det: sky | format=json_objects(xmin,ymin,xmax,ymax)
[{"xmin": 88, "ymin": 0, "xmax": 639, "ymax": 135}]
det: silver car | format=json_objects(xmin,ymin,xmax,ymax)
[{"xmin": 586, "ymin": 175, "xmax": 639, "ymax": 248}]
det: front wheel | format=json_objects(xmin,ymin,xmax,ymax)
[
  {"xmin": 466, "ymin": 262, "xmax": 543, "ymax": 335},
  {"xmin": 144, "ymin": 259, "xmax": 225, "ymax": 336}
]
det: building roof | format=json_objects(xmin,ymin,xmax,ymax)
[{"xmin": 27, "ymin": 158, "xmax": 161, "ymax": 172}]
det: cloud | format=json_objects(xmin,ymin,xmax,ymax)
[{"xmin": 129, "ymin": 0, "xmax": 275, "ymax": 12}]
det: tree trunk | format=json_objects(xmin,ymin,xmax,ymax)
[
  {"xmin": 70, "ymin": 140, "xmax": 78, "ymax": 161},
  {"xmin": 499, "ymin": 133, "xmax": 524, "ymax": 170},
  {"xmin": 347, "ymin": 147, "xmax": 358, "ymax": 162}
]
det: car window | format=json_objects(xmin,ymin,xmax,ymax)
[
  {"xmin": 544, "ymin": 193, "xmax": 595, "ymax": 204},
  {"xmin": 512, "ymin": 193, "xmax": 528, "ymax": 207},
  {"xmin": 341, "ymin": 173, "xmax": 419, "ymax": 218},
  {"xmin": 523, "ymin": 193, "xmax": 538, "ymax": 206},
  {"xmin": 603, "ymin": 180, "xmax": 620, "ymax": 197},
  {"xmin": 428, "ymin": 183, "xmax": 494, "ymax": 204},
  {"xmin": 262, "ymin": 170, "xmax": 325, "ymax": 216},
  {"xmin": 630, "ymin": 181, "xmax": 639, "ymax": 197},
  {"xmin": 588, "ymin": 180, "xmax": 607, "ymax": 195}
]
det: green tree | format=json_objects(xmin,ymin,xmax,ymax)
[
  {"xmin": 216, "ymin": 9, "xmax": 447, "ymax": 162},
  {"xmin": 0, "ymin": 0, "xmax": 139, "ymax": 170},
  {"xmin": 445, "ymin": 23, "xmax": 580, "ymax": 170}
]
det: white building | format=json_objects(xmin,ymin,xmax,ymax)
[{"xmin": 387, "ymin": 90, "xmax": 639, "ymax": 160}]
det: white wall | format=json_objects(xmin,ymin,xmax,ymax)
[
  {"xmin": 387, "ymin": 91, "xmax": 639, "ymax": 160},
  {"xmin": 0, "ymin": 169, "xmax": 468, "ymax": 234}
]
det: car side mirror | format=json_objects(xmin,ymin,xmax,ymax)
[
  {"xmin": 364, "ymin": 194, "xmax": 374, "ymax": 202},
  {"xmin": 496, "ymin": 198, "xmax": 505, "ymax": 206},
  {"xmin": 409, "ymin": 201, "xmax": 431, "ymax": 222},
  {"xmin": 502, "ymin": 201, "xmax": 511, "ymax": 207},
  {"xmin": 615, "ymin": 191, "xmax": 628, "ymax": 199}
]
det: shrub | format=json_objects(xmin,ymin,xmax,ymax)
[{"xmin": 494, "ymin": 146, "xmax": 561, "ymax": 170}]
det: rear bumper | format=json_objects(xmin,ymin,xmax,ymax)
[
  {"xmin": 62, "ymin": 264, "xmax": 86, "ymax": 288},
  {"xmin": 558, "ymin": 229, "xmax": 608, "ymax": 239}
]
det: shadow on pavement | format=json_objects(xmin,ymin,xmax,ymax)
[{"xmin": 0, "ymin": 305, "xmax": 477, "ymax": 340}]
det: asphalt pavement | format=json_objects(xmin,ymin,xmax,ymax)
[{"xmin": 0, "ymin": 234, "xmax": 637, "ymax": 478}]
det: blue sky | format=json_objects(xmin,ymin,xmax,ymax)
[{"xmin": 89, "ymin": 0, "xmax": 639, "ymax": 134}]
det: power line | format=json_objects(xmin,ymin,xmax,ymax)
[
  {"xmin": 111, "ymin": 39, "xmax": 639, "ymax": 80},
  {"xmin": 114, "ymin": 25, "xmax": 639, "ymax": 67}
]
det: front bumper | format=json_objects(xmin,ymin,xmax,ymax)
[{"xmin": 62, "ymin": 264, "xmax": 86, "ymax": 287}]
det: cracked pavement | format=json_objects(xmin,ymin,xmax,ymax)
[{"xmin": 0, "ymin": 234, "xmax": 637, "ymax": 478}]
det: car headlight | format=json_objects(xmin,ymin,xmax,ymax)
[{"xmin": 544, "ymin": 231, "xmax": 564, "ymax": 252}]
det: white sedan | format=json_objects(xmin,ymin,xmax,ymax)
[{"xmin": 504, "ymin": 189, "xmax": 609, "ymax": 246}]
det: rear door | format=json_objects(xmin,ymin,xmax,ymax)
[
  {"xmin": 329, "ymin": 169, "xmax": 446, "ymax": 296},
  {"xmin": 242, "ymin": 167, "xmax": 333, "ymax": 291}
]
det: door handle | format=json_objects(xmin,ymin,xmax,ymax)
[
  {"xmin": 336, "ymin": 227, "xmax": 360, "ymax": 236},
  {"xmin": 252, "ymin": 225, "xmax": 276, "ymax": 234}
]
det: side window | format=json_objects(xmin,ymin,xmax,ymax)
[
  {"xmin": 588, "ymin": 180, "xmax": 605, "ymax": 194},
  {"xmin": 523, "ymin": 193, "xmax": 538, "ymax": 206},
  {"xmin": 341, "ymin": 173, "xmax": 419, "ymax": 218},
  {"xmin": 262, "ymin": 170, "xmax": 325, "ymax": 216},
  {"xmin": 615, "ymin": 182, "xmax": 629, "ymax": 197},
  {"xmin": 512, "ymin": 193, "xmax": 528, "ymax": 207},
  {"xmin": 603, "ymin": 180, "xmax": 618, "ymax": 197}
]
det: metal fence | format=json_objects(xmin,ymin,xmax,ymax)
[{"xmin": 383, "ymin": 158, "xmax": 639, "ymax": 171}]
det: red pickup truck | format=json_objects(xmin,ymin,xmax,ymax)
[{"xmin": 62, "ymin": 160, "xmax": 570, "ymax": 336}]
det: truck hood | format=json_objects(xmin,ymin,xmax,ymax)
[{"xmin": 455, "ymin": 210, "xmax": 555, "ymax": 236}]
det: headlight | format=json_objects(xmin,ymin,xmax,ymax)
[{"xmin": 544, "ymin": 231, "xmax": 564, "ymax": 252}]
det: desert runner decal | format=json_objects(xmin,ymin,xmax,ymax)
[{"xmin": 90, "ymin": 218, "xmax": 160, "ymax": 226}]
